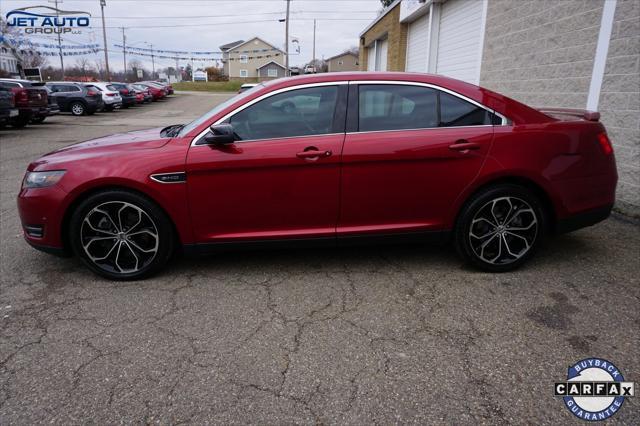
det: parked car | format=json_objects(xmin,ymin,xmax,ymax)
[
  {"xmin": 131, "ymin": 84, "xmax": 153, "ymax": 103},
  {"xmin": 238, "ymin": 83, "xmax": 257, "ymax": 93},
  {"xmin": 109, "ymin": 82, "xmax": 137, "ymax": 108},
  {"xmin": 137, "ymin": 83, "xmax": 166, "ymax": 101},
  {"xmin": 17, "ymin": 72, "xmax": 617, "ymax": 280},
  {"xmin": 153, "ymin": 81, "xmax": 173, "ymax": 95},
  {"xmin": 46, "ymin": 82, "xmax": 103, "ymax": 116},
  {"xmin": 32, "ymin": 85, "xmax": 60, "ymax": 124},
  {"xmin": 0, "ymin": 87, "xmax": 18, "ymax": 127},
  {"xmin": 0, "ymin": 79, "xmax": 50, "ymax": 127},
  {"xmin": 85, "ymin": 82, "xmax": 122, "ymax": 111}
]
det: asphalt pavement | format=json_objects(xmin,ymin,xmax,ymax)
[{"xmin": 1, "ymin": 92, "xmax": 638, "ymax": 424}]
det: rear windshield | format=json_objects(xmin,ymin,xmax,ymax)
[{"xmin": 106, "ymin": 85, "xmax": 117, "ymax": 91}]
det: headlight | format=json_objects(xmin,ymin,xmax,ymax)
[{"xmin": 22, "ymin": 170, "xmax": 66, "ymax": 189}]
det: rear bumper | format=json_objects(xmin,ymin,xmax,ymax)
[{"xmin": 555, "ymin": 204, "xmax": 612, "ymax": 234}]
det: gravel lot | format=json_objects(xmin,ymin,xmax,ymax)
[{"xmin": 1, "ymin": 92, "xmax": 638, "ymax": 424}]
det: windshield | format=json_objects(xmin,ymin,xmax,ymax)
[{"xmin": 178, "ymin": 83, "xmax": 264, "ymax": 137}]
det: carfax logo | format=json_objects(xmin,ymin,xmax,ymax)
[
  {"xmin": 555, "ymin": 358, "xmax": 635, "ymax": 421},
  {"xmin": 6, "ymin": 5, "xmax": 90, "ymax": 35}
]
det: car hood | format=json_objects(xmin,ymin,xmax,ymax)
[{"xmin": 30, "ymin": 127, "xmax": 170, "ymax": 170}]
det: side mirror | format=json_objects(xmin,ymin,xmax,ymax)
[{"xmin": 202, "ymin": 124, "xmax": 235, "ymax": 145}]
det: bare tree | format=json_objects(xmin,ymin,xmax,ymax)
[
  {"xmin": 76, "ymin": 57, "xmax": 92, "ymax": 77},
  {"xmin": 95, "ymin": 58, "xmax": 105, "ymax": 79}
]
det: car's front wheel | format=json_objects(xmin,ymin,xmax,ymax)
[
  {"xmin": 454, "ymin": 184, "xmax": 546, "ymax": 272},
  {"xmin": 69, "ymin": 190, "xmax": 174, "ymax": 280},
  {"xmin": 70, "ymin": 102, "xmax": 86, "ymax": 116}
]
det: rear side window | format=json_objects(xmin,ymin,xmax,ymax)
[
  {"xmin": 439, "ymin": 91, "xmax": 496, "ymax": 127},
  {"xmin": 358, "ymin": 85, "xmax": 438, "ymax": 132},
  {"xmin": 357, "ymin": 84, "xmax": 500, "ymax": 132}
]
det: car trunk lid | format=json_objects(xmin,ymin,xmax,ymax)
[{"xmin": 536, "ymin": 107, "xmax": 600, "ymax": 122}]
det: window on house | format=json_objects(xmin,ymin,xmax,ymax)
[
  {"xmin": 239, "ymin": 69, "xmax": 248, "ymax": 78},
  {"xmin": 228, "ymin": 85, "xmax": 339, "ymax": 141},
  {"xmin": 240, "ymin": 55, "xmax": 248, "ymax": 63},
  {"xmin": 267, "ymin": 68, "xmax": 278, "ymax": 77},
  {"xmin": 338, "ymin": 60, "xmax": 343, "ymax": 65}
]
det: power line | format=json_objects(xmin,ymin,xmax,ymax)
[{"xmin": 101, "ymin": 11, "xmax": 376, "ymax": 19}]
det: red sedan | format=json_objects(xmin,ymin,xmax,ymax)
[{"xmin": 17, "ymin": 72, "xmax": 617, "ymax": 279}]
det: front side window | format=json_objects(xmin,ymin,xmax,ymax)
[
  {"xmin": 229, "ymin": 85, "xmax": 338, "ymax": 141},
  {"xmin": 358, "ymin": 84, "xmax": 438, "ymax": 132}
]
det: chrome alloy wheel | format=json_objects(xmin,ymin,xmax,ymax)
[
  {"xmin": 468, "ymin": 196, "xmax": 538, "ymax": 265},
  {"xmin": 80, "ymin": 201, "xmax": 159, "ymax": 274},
  {"xmin": 71, "ymin": 103, "xmax": 84, "ymax": 115}
]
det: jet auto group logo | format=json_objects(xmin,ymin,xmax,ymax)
[
  {"xmin": 555, "ymin": 358, "xmax": 635, "ymax": 421},
  {"xmin": 6, "ymin": 5, "xmax": 91, "ymax": 35}
]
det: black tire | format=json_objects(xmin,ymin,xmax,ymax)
[
  {"xmin": 454, "ymin": 184, "xmax": 546, "ymax": 272},
  {"xmin": 31, "ymin": 116, "xmax": 46, "ymax": 124},
  {"xmin": 69, "ymin": 190, "xmax": 175, "ymax": 280},
  {"xmin": 11, "ymin": 117, "xmax": 30, "ymax": 128},
  {"xmin": 104, "ymin": 105, "xmax": 114, "ymax": 112},
  {"xmin": 70, "ymin": 101, "xmax": 86, "ymax": 116}
]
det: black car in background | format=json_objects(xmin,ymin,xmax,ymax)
[
  {"xmin": 32, "ymin": 86, "xmax": 60, "ymax": 124},
  {"xmin": 0, "ymin": 87, "xmax": 18, "ymax": 127},
  {"xmin": 0, "ymin": 79, "xmax": 50, "ymax": 127},
  {"xmin": 109, "ymin": 82, "xmax": 137, "ymax": 108},
  {"xmin": 46, "ymin": 82, "xmax": 103, "ymax": 116}
]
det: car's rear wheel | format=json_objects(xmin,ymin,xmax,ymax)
[
  {"xmin": 454, "ymin": 184, "xmax": 546, "ymax": 272},
  {"xmin": 69, "ymin": 190, "xmax": 174, "ymax": 280},
  {"xmin": 11, "ymin": 116, "xmax": 30, "ymax": 128},
  {"xmin": 70, "ymin": 102, "xmax": 86, "ymax": 116}
]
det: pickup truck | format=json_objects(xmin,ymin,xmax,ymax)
[
  {"xmin": 0, "ymin": 79, "xmax": 50, "ymax": 127},
  {"xmin": 0, "ymin": 87, "xmax": 18, "ymax": 127}
]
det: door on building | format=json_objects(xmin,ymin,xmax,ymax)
[
  {"xmin": 406, "ymin": 13, "xmax": 429, "ymax": 72},
  {"xmin": 436, "ymin": 0, "xmax": 486, "ymax": 84}
]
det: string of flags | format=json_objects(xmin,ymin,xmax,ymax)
[
  {"xmin": 0, "ymin": 35, "xmax": 100, "ymax": 50},
  {"xmin": 118, "ymin": 47, "xmax": 280, "ymax": 62},
  {"xmin": 113, "ymin": 44, "xmax": 282, "ymax": 55}
]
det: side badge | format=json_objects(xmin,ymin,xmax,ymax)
[{"xmin": 150, "ymin": 172, "xmax": 186, "ymax": 184}]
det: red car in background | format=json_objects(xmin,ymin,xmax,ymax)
[
  {"xmin": 17, "ymin": 72, "xmax": 617, "ymax": 280},
  {"xmin": 137, "ymin": 83, "xmax": 166, "ymax": 101}
]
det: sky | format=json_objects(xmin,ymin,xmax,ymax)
[{"xmin": 1, "ymin": 0, "xmax": 383, "ymax": 72}]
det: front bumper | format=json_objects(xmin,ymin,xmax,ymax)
[{"xmin": 17, "ymin": 185, "xmax": 69, "ymax": 252}]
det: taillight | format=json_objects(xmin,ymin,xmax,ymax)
[
  {"xmin": 10, "ymin": 92, "xmax": 15, "ymax": 107},
  {"xmin": 87, "ymin": 90, "xmax": 99, "ymax": 97},
  {"xmin": 12, "ymin": 88, "xmax": 28, "ymax": 103},
  {"xmin": 597, "ymin": 132, "xmax": 613, "ymax": 156},
  {"xmin": 106, "ymin": 93, "xmax": 116, "ymax": 97}
]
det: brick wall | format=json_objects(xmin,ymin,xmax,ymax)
[
  {"xmin": 480, "ymin": 0, "xmax": 604, "ymax": 108},
  {"xmin": 359, "ymin": 4, "xmax": 408, "ymax": 71},
  {"xmin": 598, "ymin": 0, "xmax": 639, "ymax": 216}
]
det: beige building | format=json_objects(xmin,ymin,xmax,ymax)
[
  {"xmin": 220, "ymin": 37, "xmax": 285, "ymax": 81},
  {"xmin": 326, "ymin": 52, "xmax": 359, "ymax": 72}
]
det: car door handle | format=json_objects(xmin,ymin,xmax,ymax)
[
  {"xmin": 449, "ymin": 140, "xmax": 480, "ymax": 151},
  {"xmin": 296, "ymin": 150, "xmax": 332, "ymax": 159}
]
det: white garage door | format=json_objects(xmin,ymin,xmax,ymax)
[
  {"xmin": 436, "ymin": 0, "xmax": 485, "ymax": 84},
  {"xmin": 406, "ymin": 13, "xmax": 429, "ymax": 72},
  {"xmin": 377, "ymin": 39, "xmax": 388, "ymax": 71},
  {"xmin": 367, "ymin": 45, "xmax": 376, "ymax": 71}
]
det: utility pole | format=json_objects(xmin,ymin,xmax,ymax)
[
  {"xmin": 121, "ymin": 27, "xmax": 126, "ymax": 81},
  {"xmin": 150, "ymin": 44, "xmax": 155, "ymax": 78},
  {"xmin": 284, "ymin": 0, "xmax": 290, "ymax": 76},
  {"xmin": 48, "ymin": 0, "xmax": 64, "ymax": 78},
  {"xmin": 100, "ymin": 0, "xmax": 110, "ymax": 81},
  {"xmin": 312, "ymin": 19, "xmax": 316, "ymax": 73}
]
